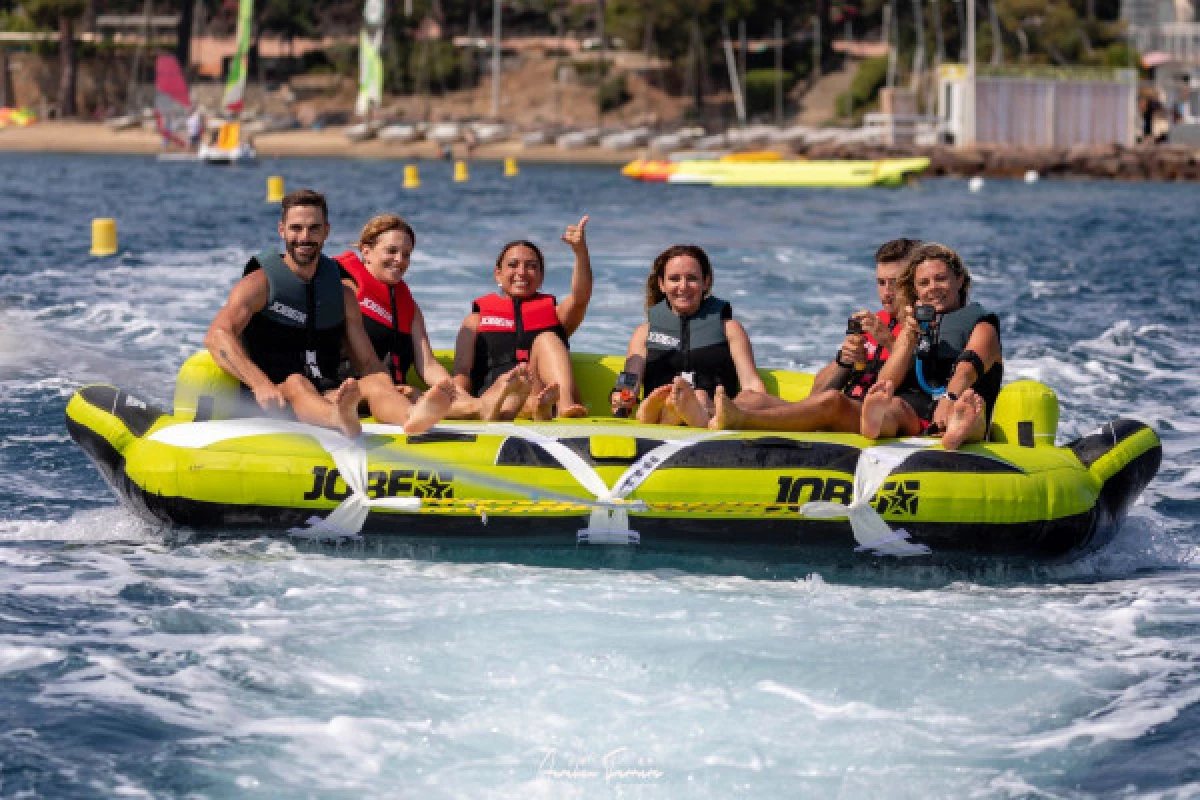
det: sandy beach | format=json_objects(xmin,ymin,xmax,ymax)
[
  {"xmin": 0, "ymin": 121, "xmax": 638, "ymax": 164},
  {"xmin": 6, "ymin": 121, "xmax": 1199, "ymax": 181}
]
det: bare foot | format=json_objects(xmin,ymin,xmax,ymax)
[
  {"xmin": 708, "ymin": 386, "xmax": 746, "ymax": 430},
  {"xmin": 636, "ymin": 384, "xmax": 671, "ymax": 424},
  {"xmin": 533, "ymin": 383, "xmax": 559, "ymax": 421},
  {"xmin": 558, "ymin": 403, "xmax": 588, "ymax": 419},
  {"xmin": 481, "ymin": 365, "xmax": 533, "ymax": 421},
  {"xmin": 331, "ymin": 378, "xmax": 363, "ymax": 438},
  {"xmin": 860, "ymin": 380, "xmax": 894, "ymax": 440},
  {"xmin": 670, "ymin": 377, "xmax": 710, "ymax": 428},
  {"xmin": 404, "ymin": 379, "xmax": 456, "ymax": 435},
  {"xmin": 941, "ymin": 389, "xmax": 985, "ymax": 451}
]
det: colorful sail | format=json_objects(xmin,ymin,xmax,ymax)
[
  {"xmin": 222, "ymin": 0, "xmax": 254, "ymax": 114},
  {"xmin": 154, "ymin": 53, "xmax": 191, "ymax": 147},
  {"xmin": 356, "ymin": 0, "xmax": 386, "ymax": 117}
]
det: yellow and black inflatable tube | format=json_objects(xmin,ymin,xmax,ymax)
[{"xmin": 65, "ymin": 352, "xmax": 1162, "ymax": 560}]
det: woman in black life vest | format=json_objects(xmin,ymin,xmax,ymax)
[
  {"xmin": 452, "ymin": 216, "xmax": 593, "ymax": 420},
  {"xmin": 709, "ymin": 239, "xmax": 917, "ymax": 433},
  {"xmin": 333, "ymin": 214, "xmax": 459, "ymax": 431},
  {"xmin": 612, "ymin": 244, "xmax": 768, "ymax": 427},
  {"xmin": 863, "ymin": 242, "xmax": 1003, "ymax": 451}
]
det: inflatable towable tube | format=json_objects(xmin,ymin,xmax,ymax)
[{"xmin": 66, "ymin": 352, "xmax": 1161, "ymax": 560}]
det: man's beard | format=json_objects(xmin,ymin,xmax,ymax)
[{"xmin": 287, "ymin": 240, "xmax": 321, "ymax": 268}]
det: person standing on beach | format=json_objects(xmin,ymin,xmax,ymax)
[
  {"xmin": 205, "ymin": 189, "xmax": 455, "ymax": 437},
  {"xmin": 186, "ymin": 108, "xmax": 205, "ymax": 151}
]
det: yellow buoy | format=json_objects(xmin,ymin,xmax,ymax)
[
  {"xmin": 504, "ymin": 157, "xmax": 519, "ymax": 177},
  {"xmin": 266, "ymin": 175, "xmax": 285, "ymax": 203},
  {"xmin": 403, "ymin": 164, "xmax": 421, "ymax": 189},
  {"xmin": 454, "ymin": 160, "xmax": 469, "ymax": 183},
  {"xmin": 90, "ymin": 218, "xmax": 117, "ymax": 257}
]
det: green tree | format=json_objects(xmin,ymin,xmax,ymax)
[{"xmin": 25, "ymin": 0, "xmax": 86, "ymax": 116}]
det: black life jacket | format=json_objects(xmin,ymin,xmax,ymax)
[
  {"xmin": 901, "ymin": 301, "xmax": 1003, "ymax": 417},
  {"xmin": 240, "ymin": 250, "xmax": 346, "ymax": 388},
  {"xmin": 643, "ymin": 295, "xmax": 740, "ymax": 397},
  {"xmin": 334, "ymin": 250, "xmax": 416, "ymax": 383},
  {"xmin": 842, "ymin": 310, "xmax": 902, "ymax": 399},
  {"xmin": 470, "ymin": 292, "xmax": 567, "ymax": 392}
]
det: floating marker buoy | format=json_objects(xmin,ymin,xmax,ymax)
[
  {"xmin": 454, "ymin": 160, "xmax": 469, "ymax": 183},
  {"xmin": 1024, "ymin": 170, "xmax": 1039, "ymax": 184},
  {"xmin": 968, "ymin": 176, "xmax": 985, "ymax": 192},
  {"xmin": 90, "ymin": 218, "xmax": 117, "ymax": 257},
  {"xmin": 266, "ymin": 175, "xmax": 285, "ymax": 203},
  {"xmin": 403, "ymin": 164, "xmax": 420, "ymax": 189},
  {"xmin": 504, "ymin": 157, "xmax": 519, "ymax": 177}
]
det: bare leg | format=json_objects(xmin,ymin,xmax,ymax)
[
  {"xmin": 528, "ymin": 333, "xmax": 586, "ymax": 418},
  {"xmin": 940, "ymin": 389, "xmax": 987, "ymax": 451},
  {"xmin": 670, "ymin": 377, "xmax": 711, "ymax": 428},
  {"xmin": 403, "ymin": 379, "xmax": 456, "ymax": 434},
  {"xmin": 710, "ymin": 387, "xmax": 863, "ymax": 433},
  {"xmin": 733, "ymin": 389, "xmax": 789, "ymax": 411},
  {"xmin": 636, "ymin": 384, "xmax": 671, "ymax": 424},
  {"xmin": 445, "ymin": 393, "xmax": 483, "ymax": 420},
  {"xmin": 283, "ymin": 374, "xmax": 363, "ymax": 438},
  {"xmin": 358, "ymin": 372, "xmax": 415, "ymax": 425},
  {"xmin": 479, "ymin": 365, "xmax": 533, "ymax": 422}
]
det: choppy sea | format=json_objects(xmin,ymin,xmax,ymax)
[{"xmin": 1, "ymin": 154, "xmax": 1197, "ymax": 798}]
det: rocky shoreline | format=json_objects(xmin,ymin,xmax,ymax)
[{"xmin": 799, "ymin": 140, "xmax": 1200, "ymax": 182}]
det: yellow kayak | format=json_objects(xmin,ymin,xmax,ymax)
[{"xmin": 622, "ymin": 157, "xmax": 930, "ymax": 188}]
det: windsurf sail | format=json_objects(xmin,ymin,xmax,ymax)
[
  {"xmin": 356, "ymin": 0, "xmax": 386, "ymax": 117},
  {"xmin": 222, "ymin": 0, "xmax": 254, "ymax": 114},
  {"xmin": 154, "ymin": 53, "xmax": 191, "ymax": 147}
]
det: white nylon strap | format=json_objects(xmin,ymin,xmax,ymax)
[
  {"xmin": 287, "ymin": 438, "xmax": 421, "ymax": 541},
  {"xmin": 485, "ymin": 426, "xmax": 727, "ymax": 545},
  {"xmin": 609, "ymin": 432, "xmax": 730, "ymax": 499},
  {"xmin": 490, "ymin": 424, "xmax": 614, "ymax": 499},
  {"xmin": 149, "ymin": 418, "xmax": 332, "ymax": 449},
  {"xmin": 149, "ymin": 420, "xmax": 420, "ymax": 542},
  {"xmin": 801, "ymin": 438, "xmax": 934, "ymax": 557}
]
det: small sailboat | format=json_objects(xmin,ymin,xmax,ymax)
[
  {"xmin": 198, "ymin": 121, "xmax": 256, "ymax": 164},
  {"xmin": 199, "ymin": 0, "xmax": 257, "ymax": 163},
  {"xmin": 346, "ymin": 0, "xmax": 386, "ymax": 142},
  {"xmin": 154, "ymin": 54, "xmax": 210, "ymax": 163},
  {"xmin": 152, "ymin": 53, "xmax": 197, "ymax": 161}
]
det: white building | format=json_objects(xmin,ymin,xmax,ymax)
[{"xmin": 937, "ymin": 64, "xmax": 1139, "ymax": 148}]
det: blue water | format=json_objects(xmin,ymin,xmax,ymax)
[{"xmin": 1, "ymin": 154, "xmax": 1198, "ymax": 797}]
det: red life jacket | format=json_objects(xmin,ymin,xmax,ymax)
[
  {"xmin": 334, "ymin": 250, "xmax": 416, "ymax": 383},
  {"xmin": 470, "ymin": 292, "xmax": 567, "ymax": 392},
  {"xmin": 843, "ymin": 310, "xmax": 901, "ymax": 399}
]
